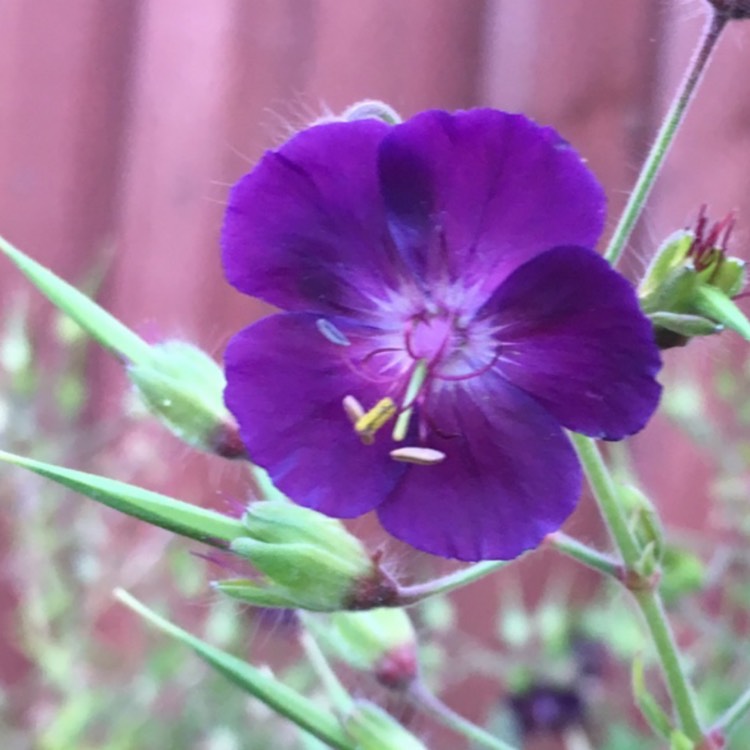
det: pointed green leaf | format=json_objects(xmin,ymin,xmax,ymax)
[
  {"xmin": 0, "ymin": 449, "xmax": 243, "ymax": 546},
  {"xmin": 115, "ymin": 589, "xmax": 355, "ymax": 750},
  {"xmin": 0, "ymin": 235, "xmax": 152, "ymax": 364}
]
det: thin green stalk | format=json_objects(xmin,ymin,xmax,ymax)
[
  {"xmin": 712, "ymin": 683, "xmax": 750, "ymax": 738},
  {"xmin": 569, "ymin": 435, "xmax": 640, "ymax": 564},
  {"xmin": 604, "ymin": 9, "xmax": 728, "ymax": 266},
  {"xmin": 408, "ymin": 681, "xmax": 518, "ymax": 750},
  {"xmin": 570, "ymin": 435, "xmax": 704, "ymax": 742},
  {"xmin": 299, "ymin": 630, "xmax": 353, "ymax": 714},
  {"xmin": 546, "ymin": 531, "xmax": 622, "ymax": 578},
  {"xmin": 396, "ymin": 561, "xmax": 507, "ymax": 606}
]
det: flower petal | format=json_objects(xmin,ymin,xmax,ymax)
[
  {"xmin": 377, "ymin": 377, "xmax": 581, "ymax": 561},
  {"xmin": 484, "ymin": 246, "xmax": 662, "ymax": 439},
  {"xmin": 378, "ymin": 109, "xmax": 605, "ymax": 301},
  {"xmin": 222, "ymin": 119, "xmax": 404, "ymax": 317},
  {"xmin": 224, "ymin": 313, "xmax": 405, "ymax": 516}
]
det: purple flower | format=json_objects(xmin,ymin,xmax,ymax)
[{"xmin": 222, "ymin": 109, "xmax": 661, "ymax": 561}]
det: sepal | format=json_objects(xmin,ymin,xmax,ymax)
[{"xmin": 220, "ymin": 500, "xmax": 398, "ymax": 611}]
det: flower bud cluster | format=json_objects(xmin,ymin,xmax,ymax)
[
  {"xmin": 216, "ymin": 500, "xmax": 398, "ymax": 611},
  {"xmin": 639, "ymin": 209, "xmax": 749, "ymax": 348}
]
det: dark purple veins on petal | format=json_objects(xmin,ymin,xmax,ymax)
[{"xmin": 483, "ymin": 246, "xmax": 662, "ymax": 439}]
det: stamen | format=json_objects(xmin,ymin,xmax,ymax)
[
  {"xmin": 392, "ymin": 359, "xmax": 428, "ymax": 442},
  {"xmin": 316, "ymin": 318, "xmax": 351, "ymax": 346},
  {"xmin": 355, "ymin": 397, "xmax": 397, "ymax": 444},
  {"xmin": 390, "ymin": 446, "xmax": 446, "ymax": 465},
  {"xmin": 342, "ymin": 395, "xmax": 366, "ymax": 424}
]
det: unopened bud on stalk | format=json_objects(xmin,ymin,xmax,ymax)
[
  {"xmin": 618, "ymin": 484, "xmax": 665, "ymax": 561},
  {"xmin": 0, "ymin": 237, "xmax": 246, "ymax": 458},
  {"xmin": 216, "ymin": 500, "xmax": 398, "ymax": 611},
  {"xmin": 128, "ymin": 340, "xmax": 247, "ymax": 459},
  {"xmin": 344, "ymin": 701, "xmax": 428, "ymax": 750},
  {"xmin": 639, "ymin": 208, "xmax": 750, "ymax": 348},
  {"xmin": 312, "ymin": 100, "xmax": 402, "ymax": 129},
  {"xmin": 341, "ymin": 100, "xmax": 402, "ymax": 125},
  {"xmin": 302, "ymin": 608, "xmax": 418, "ymax": 689}
]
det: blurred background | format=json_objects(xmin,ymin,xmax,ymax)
[{"xmin": 2, "ymin": 1, "xmax": 750, "ymax": 748}]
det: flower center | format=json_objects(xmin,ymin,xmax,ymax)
[
  {"xmin": 407, "ymin": 313, "xmax": 454, "ymax": 363},
  {"xmin": 334, "ymin": 300, "xmax": 499, "ymax": 453}
]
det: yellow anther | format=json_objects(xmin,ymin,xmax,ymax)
[{"xmin": 354, "ymin": 397, "xmax": 397, "ymax": 444}]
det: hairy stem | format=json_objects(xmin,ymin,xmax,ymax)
[
  {"xmin": 604, "ymin": 9, "xmax": 728, "ymax": 266},
  {"xmin": 396, "ymin": 560, "xmax": 507, "ymax": 606},
  {"xmin": 546, "ymin": 531, "xmax": 622, "ymax": 578},
  {"xmin": 570, "ymin": 435, "xmax": 704, "ymax": 742}
]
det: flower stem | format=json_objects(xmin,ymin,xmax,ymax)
[
  {"xmin": 299, "ymin": 629, "xmax": 353, "ymax": 714},
  {"xmin": 408, "ymin": 680, "xmax": 518, "ymax": 750},
  {"xmin": 545, "ymin": 531, "xmax": 622, "ymax": 578},
  {"xmin": 396, "ymin": 561, "xmax": 507, "ymax": 606},
  {"xmin": 569, "ymin": 434, "xmax": 640, "ymax": 563},
  {"xmin": 712, "ymin": 683, "xmax": 750, "ymax": 738},
  {"xmin": 570, "ymin": 434, "xmax": 704, "ymax": 742},
  {"xmin": 603, "ymin": 9, "xmax": 728, "ymax": 266}
]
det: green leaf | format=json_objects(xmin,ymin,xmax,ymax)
[
  {"xmin": 0, "ymin": 235, "xmax": 152, "ymax": 364},
  {"xmin": 115, "ymin": 589, "xmax": 356, "ymax": 750},
  {"xmin": 0, "ymin": 450, "xmax": 244, "ymax": 546}
]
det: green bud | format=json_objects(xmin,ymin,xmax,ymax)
[
  {"xmin": 221, "ymin": 500, "xmax": 398, "ymax": 611},
  {"xmin": 639, "ymin": 230, "xmax": 694, "ymax": 304},
  {"xmin": 619, "ymin": 484, "xmax": 665, "ymax": 561},
  {"xmin": 660, "ymin": 545, "xmax": 705, "ymax": 605},
  {"xmin": 242, "ymin": 500, "xmax": 364, "ymax": 559},
  {"xmin": 344, "ymin": 701, "xmax": 427, "ymax": 750},
  {"xmin": 128, "ymin": 340, "xmax": 246, "ymax": 459},
  {"xmin": 302, "ymin": 608, "xmax": 418, "ymax": 688},
  {"xmin": 633, "ymin": 541, "xmax": 661, "ymax": 582},
  {"xmin": 340, "ymin": 100, "xmax": 402, "ymax": 125},
  {"xmin": 639, "ymin": 210, "xmax": 750, "ymax": 347}
]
